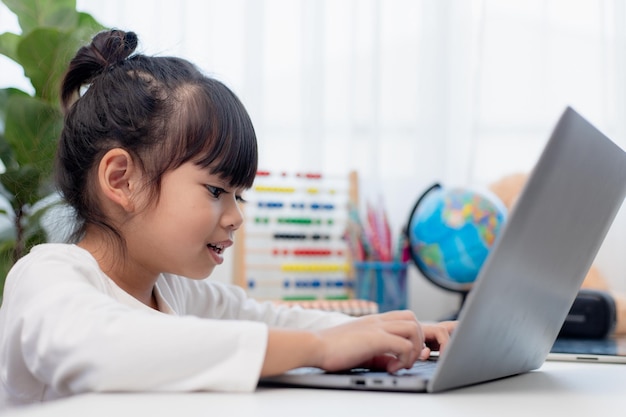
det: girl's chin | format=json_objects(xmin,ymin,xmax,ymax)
[{"xmin": 177, "ymin": 264, "xmax": 218, "ymax": 280}]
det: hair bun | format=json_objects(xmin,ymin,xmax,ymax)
[
  {"xmin": 61, "ymin": 30, "xmax": 139, "ymax": 112},
  {"xmin": 92, "ymin": 29, "xmax": 138, "ymax": 68}
]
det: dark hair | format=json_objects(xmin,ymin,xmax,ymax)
[{"xmin": 56, "ymin": 29, "xmax": 258, "ymax": 244}]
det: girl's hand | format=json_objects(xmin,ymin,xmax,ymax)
[
  {"xmin": 365, "ymin": 319, "xmax": 456, "ymax": 372},
  {"xmin": 415, "ymin": 320, "xmax": 457, "ymax": 361},
  {"xmin": 313, "ymin": 312, "xmax": 456, "ymax": 374}
]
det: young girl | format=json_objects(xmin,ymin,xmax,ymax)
[{"xmin": 0, "ymin": 30, "xmax": 455, "ymax": 408}]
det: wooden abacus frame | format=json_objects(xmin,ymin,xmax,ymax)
[{"xmin": 233, "ymin": 170, "xmax": 359, "ymax": 301}]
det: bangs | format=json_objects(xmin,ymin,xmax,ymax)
[{"xmin": 162, "ymin": 78, "xmax": 258, "ymax": 188}]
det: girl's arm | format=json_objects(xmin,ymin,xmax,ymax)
[
  {"xmin": 261, "ymin": 311, "xmax": 455, "ymax": 376},
  {"xmin": 166, "ymin": 277, "xmax": 356, "ymax": 329},
  {"xmin": 169, "ymin": 278, "xmax": 455, "ymax": 376}
]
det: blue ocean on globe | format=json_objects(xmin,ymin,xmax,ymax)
[{"xmin": 408, "ymin": 186, "xmax": 507, "ymax": 290}]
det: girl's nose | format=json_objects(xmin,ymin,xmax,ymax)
[{"xmin": 224, "ymin": 197, "xmax": 245, "ymax": 230}]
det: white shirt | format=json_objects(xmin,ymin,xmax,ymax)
[{"xmin": 0, "ymin": 244, "xmax": 352, "ymax": 408}]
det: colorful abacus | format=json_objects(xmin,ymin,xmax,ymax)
[{"xmin": 233, "ymin": 170, "xmax": 360, "ymax": 304}]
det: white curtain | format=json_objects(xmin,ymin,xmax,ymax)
[{"xmin": 3, "ymin": 0, "xmax": 626, "ymax": 317}]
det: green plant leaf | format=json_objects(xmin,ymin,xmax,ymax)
[
  {"xmin": 0, "ymin": 32, "xmax": 21, "ymax": 64},
  {"xmin": 24, "ymin": 216, "xmax": 48, "ymax": 246},
  {"xmin": 2, "ymin": 0, "xmax": 77, "ymax": 34},
  {"xmin": 76, "ymin": 12, "xmax": 106, "ymax": 39},
  {"xmin": 0, "ymin": 0, "xmax": 103, "ymax": 277},
  {"xmin": 0, "ymin": 89, "xmax": 29, "ymax": 171},
  {"xmin": 0, "ymin": 217, "xmax": 14, "ymax": 241},
  {"xmin": 17, "ymin": 28, "xmax": 76, "ymax": 105},
  {"xmin": 0, "ymin": 88, "xmax": 29, "ymax": 139},
  {"xmin": 0, "ymin": 239, "xmax": 15, "ymax": 300},
  {"xmin": 0, "ymin": 132, "xmax": 15, "ymax": 173},
  {"xmin": 3, "ymin": 95, "xmax": 61, "ymax": 178},
  {"xmin": 0, "ymin": 165, "xmax": 42, "ymax": 209}
]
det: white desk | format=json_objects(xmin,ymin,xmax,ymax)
[{"xmin": 4, "ymin": 361, "xmax": 624, "ymax": 417}]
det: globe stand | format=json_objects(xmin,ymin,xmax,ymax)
[
  {"xmin": 411, "ymin": 260, "xmax": 470, "ymax": 321},
  {"xmin": 438, "ymin": 292, "xmax": 468, "ymax": 321},
  {"xmin": 405, "ymin": 183, "xmax": 474, "ymax": 322}
]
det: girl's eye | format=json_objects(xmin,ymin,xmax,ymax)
[
  {"xmin": 205, "ymin": 185, "xmax": 225, "ymax": 199},
  {"xmin": 206, "ymin": 184, "xmax": 247, "ymax": 203}
]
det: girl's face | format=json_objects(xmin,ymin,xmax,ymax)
[{"xmin": 125, "ymin": 161, "xmax": 246, "ymax": 279}]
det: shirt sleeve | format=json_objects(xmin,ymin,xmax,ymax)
[
  {"xmin": 2, "ymin": 250, "xmax": 267, "ymax": 398},
  {"xmin": 161, "ymin": 276, "xmax": 355, "ymax": 330}
]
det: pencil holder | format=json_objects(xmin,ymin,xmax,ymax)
[{"xmin": 353, "ymin": 261, "xmax": 408, "ymax": 313}]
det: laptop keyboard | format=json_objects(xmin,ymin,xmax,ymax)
[
  {"xmin": 397, "ymin": 359, "xmax": 438, "ymax": 378},
  {"xmin": 329, "ymin": 359, "xmax": 439, "ymax": 378}
]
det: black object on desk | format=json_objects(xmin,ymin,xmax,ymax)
[{"xmin": 558, "ymin": 289, "xmax": 616, "ymax": 339}]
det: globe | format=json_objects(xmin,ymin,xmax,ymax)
[{"xmin": 406, "ymin": 183, "xmax": 507, "ymax": 294}]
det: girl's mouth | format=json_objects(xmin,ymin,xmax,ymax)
[{"xmin": 207, "ymin": 243, "xmax": 224, "ymax": 254}]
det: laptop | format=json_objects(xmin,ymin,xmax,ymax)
[
  {"xmin": 260, "ymin": 107, "xmax": 626, "ymax": 392},
  {"xmin": 547, "ymin": 336, "xmax": 626, "ymax": 364}
]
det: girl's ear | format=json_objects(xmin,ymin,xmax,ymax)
[{"xmin": 98, "ymin": 148, "xmax": 140, "ymax": 212}]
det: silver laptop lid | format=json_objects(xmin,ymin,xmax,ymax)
[{"xmin": 429, "ymin": 107, "xmax": 626, "ymax": 392}]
